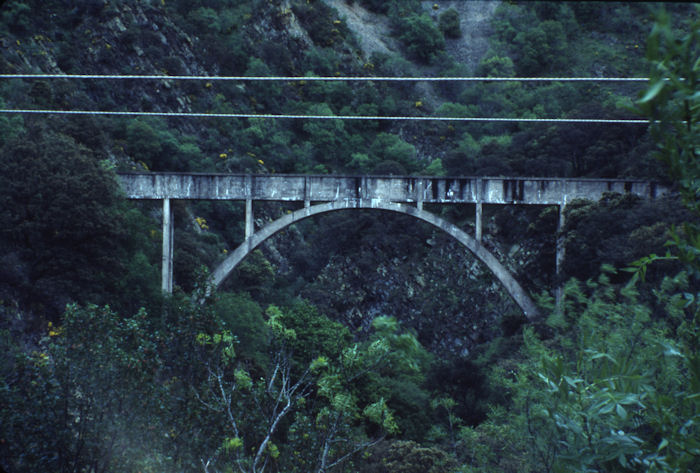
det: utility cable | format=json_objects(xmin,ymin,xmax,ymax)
[
  {"xmin": 0, "ymin": 74, "xmax": 649, "ymax": 122},
  {"xmin": 0, "ymin": 74, "xmax": 650, "ymax": 82},
  {"xmin": 0, "ymin": 108, "xmax": 649, "ymax": 124}
]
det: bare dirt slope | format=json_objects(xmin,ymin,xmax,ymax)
[
  {"xmin": 324, "ymin": 0, "xmax": 500, "ymax": 73},
  {"xmin": 323, "ymin": 0, "xmax": 400, "ymax": 59},
  {"xmin": 423, "ymin": 1, "xmax": 500, "ymax": 73}
]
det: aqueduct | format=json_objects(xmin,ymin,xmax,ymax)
[{"xmin": 118, "ymin": 172, "xmax": 670, "ymax": 321}]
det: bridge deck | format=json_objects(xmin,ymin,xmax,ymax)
[{"xmin": 117, "ymin": 173, "xmax": 669, "ymax": 206}]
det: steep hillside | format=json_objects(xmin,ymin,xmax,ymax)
[
  {"xmin": 325, "ymin": 0, "xmax": 398, "ymax": 59},
  {"xmin": 1, "ymin": 1, "xmax": 698, "ymax": 472},
  {"xmin": 0, "ymin": 0, "xmax": 691, "ymax": 349}
]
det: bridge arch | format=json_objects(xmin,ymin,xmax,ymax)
[{"xmin": 210, "ymin": 200, "xmax": 540, "ymax": 320}]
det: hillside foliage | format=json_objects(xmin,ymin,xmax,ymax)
[{"xmin": 0, "ymin": 1, "xmax": 698, "ymax": 472}]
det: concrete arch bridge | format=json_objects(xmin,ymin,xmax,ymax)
[{"xmin": 118, "ymin": 173, "xmax": 669, "ymax": 321}]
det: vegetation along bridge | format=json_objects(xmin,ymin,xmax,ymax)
[{"xmin": 118, "ymin": 173, "xmax": 670, "ymax": 320}]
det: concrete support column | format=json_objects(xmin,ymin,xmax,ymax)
[
  {"xmin": 162, "ymin": 198, "xmax": 174, "ymax": 294},
  {"xmin": 416, "ymin": 179, "xmax": 424, "ymax": 211},
  {"xmin": 245, "ymin": 199, "xmax": 254, "ymax": 239},
  {"xmin": 304, "ymin": 176, "xmax": 311, "ymax": 208},
  {"xmin": 555, "ymin": 203, "xmax": 566, "ymax": 306},
  {"xmin": 475, "ymin": 203, "xmax": 483, "ymax": 243},
  {"xmin": 475, "ymin": 178, "xmax": 483, "ymax": 243}
]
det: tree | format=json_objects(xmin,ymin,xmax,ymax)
[
  {"xmin": 512, "ymin": 20, "xmax": 568, "ymax": 75},
  {"xmin": 561, "ymin": 193, "xmax": 688, "ymax": 285},
  {"xmin": 396, "ymin": 14, "xmax": 445, "ymax": 63},
  {"xmin": 0, "ymin": 127, "xmax": 131, "ymax": 316},
  {"xmin": 0, "ymin": 304, "xmax": 166, "ymax": 473},
  {"xmin": 194, "ymin": 300, "xmax": 431, "ymax": 473},
  {"xmin": 631, "ymin": 9, "xmax": 700, "ymax": 471},
  {"xmin": 302, "ymin": 103, "xmax": 351, "ymax": 170},
  {"xmin": 477, "ymin": 55, "xmax": 516, "ymax": 78},
  {"xmin": 515, "ymin": 270, "xmax": 681, "ymax": 472},
  {"xmin": 636, "ymin": 7, "xmax": 700, "ymax": 276},
  {"xmin": 370, "ymin": 133, "xmax": 419, "ymax": 173},
  {"xmin": 438, "ymin": 9, "xmax": 461, "ymax": 39}
]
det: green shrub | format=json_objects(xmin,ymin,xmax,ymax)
[
  {"xmin": 370, "ymin": 133, "xmax": 418, "ymax": 172},
  {"xmin": 363, "ymin": 440, "xmax": 456, "ymax": 473},
  {"xmin": 477, "ymin": 55, "xmax": 516, "ymax": 77},
  {"xmin": 1, "ymin": 1, "xmax": 31, "ymax": 34},
  {"xmin": 439, "ymin": 8, "xmax": 461, "ymax": 39},
  {"xmin": 396, "ymin": 14, "xmax": 445, "ymax": 63}
]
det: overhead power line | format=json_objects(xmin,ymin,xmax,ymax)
[
  {"xmin": 0, "ymin": 108, "xmax": 649, "ymax": 124},
  {"xmin": 0, "ymin": 74, "xmax": 650, "ymax": 123},
  {"xmin": 0, "ymin": 74, "xmax": 650, "ymax": 82}
]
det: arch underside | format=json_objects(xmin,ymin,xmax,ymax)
[{"xmin": 210, "ymin": 200, "xmax": 540, "ymax": 320}]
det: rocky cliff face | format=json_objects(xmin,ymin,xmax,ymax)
[{"xmin": 301, "ymin": 235, "xmax": 519, "ymax": 356}]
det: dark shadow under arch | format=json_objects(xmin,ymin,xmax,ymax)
[{"xmin": 210, "ymin": 200, "xmax": 540, "ymax": 320}]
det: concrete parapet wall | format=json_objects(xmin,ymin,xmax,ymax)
[{"xmin": 118, "ymin": 173, "xmax": 670, "ymax": 205}]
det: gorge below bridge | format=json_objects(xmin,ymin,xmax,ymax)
[{"xmin": 118, "ymin": 172, "xmax": 670, "ymax": 321}]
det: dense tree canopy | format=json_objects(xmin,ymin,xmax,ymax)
[{"xmin": 0, "ymin": 125, "xmax": 133, "ymax": 316}]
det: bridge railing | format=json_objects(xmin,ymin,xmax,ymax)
[{"xmin": 117, "ymin": 172, "xmax": 670, "ymax": 206}]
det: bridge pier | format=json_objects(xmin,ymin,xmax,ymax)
[
  {"xmin": 475, "ymin": 203, "xmax": 483, "ymax": 243},
  {"xmin": 416, "ymin": 180, "xmax": 424, "ymax": 211},
  {"xmin": 475, "ymin": 178, "xmax": 483, "ymax": 243},
  {"xmin": 555, "ymin": 203, "xmax": 566, "ymax": 306},
  {"xmin": 162, "ymin": 198, "xmax": 174, "ymax": 293},
  {"xmin": 304, "ymin": 176, "xmax": 311, "ymax": 208},
  {"xmin": 245, "ymin": 199, "xmax": 254, "ymax": 239}
]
